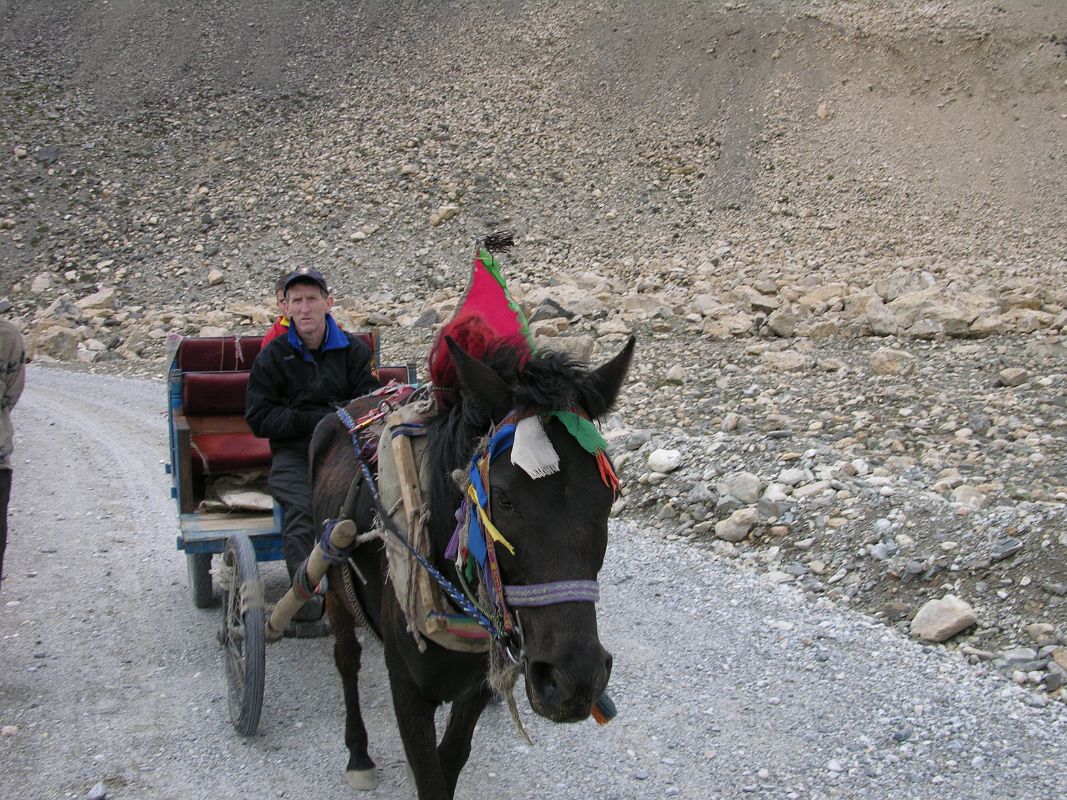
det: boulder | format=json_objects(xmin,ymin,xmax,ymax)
[
  {"xmin": 870, "ymin": 346, "xmax": 915, "ymax": 376},
  {"xmin": 34, "ymin": 327, "xmax": 81, "ymax": 360},
  {"xmin": 75, "ymin": 287, "xmax": 117, "ymax": 311},
  {"xmin": 910, "ymin": 595, "xmax": 977, "ymax": 642}
]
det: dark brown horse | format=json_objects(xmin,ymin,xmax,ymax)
[{"xmin": 308, "ymin": 334, "xmax": 634, "ymax": 799}]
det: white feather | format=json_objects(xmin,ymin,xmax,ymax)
[{"xmin": 511, "ymin": 416, "xmax": 560, "ymax": 479}]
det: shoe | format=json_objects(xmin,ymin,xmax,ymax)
[
  {"xmin": 285, "ymin": 596, "xmax": 329, "ymax": 638},
  {"xmin": 292, "ymin": 595, "xmax": 323, "ymax": 622},
  {"xmin": 284, "ymin": 618, "xmax": 330, "ymax": 639}
]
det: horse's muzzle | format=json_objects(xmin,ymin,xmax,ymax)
[{"xmin": 525, "ymin": 644, "xmax": 613, "ymax": 723}]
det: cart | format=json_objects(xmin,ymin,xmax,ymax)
[{"xmin": 165, "ymin": 331, "xmax": 414, "ymax": 735}]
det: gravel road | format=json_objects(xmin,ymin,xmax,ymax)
[{"xmin": 2, "ymin": 367, "xmax": 1066, "ymax": 800}]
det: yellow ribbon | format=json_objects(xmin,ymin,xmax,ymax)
[{"xmin": 467, "ymin": 484, "xmax": 516, "ymax": 555}]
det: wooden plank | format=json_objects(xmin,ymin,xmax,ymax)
[
  {"xmin": 391, "ymin": 434, "xmax": 444, "ymax": 624},
  {"xmin": 174, "ymin": 414, "xmax": 195, "ymax": 514},
  {"xmin": 179, "ymin": 511, "xmax": 278, "ymax": 534}
]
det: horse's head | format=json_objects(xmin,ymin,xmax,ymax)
[{"xmin": 441, "ymin": 335, "xmax": 634, "ymax": 722}]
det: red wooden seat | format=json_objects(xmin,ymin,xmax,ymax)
[{"xmin": 172, "ymin": 330, "xmax": 410, "ymax": 511}]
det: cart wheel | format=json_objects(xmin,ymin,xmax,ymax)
[
  {"xmin": 221, "ymin": 533, "xmax": 265, "ymax": 737},
  {"xmin": 187, "ymin": 552, "xmax": 215, "ymax": 608}
]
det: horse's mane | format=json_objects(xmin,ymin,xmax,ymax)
[{"xmin": 424, "ymin": 338, "xmax": 610, "ymax": 544}]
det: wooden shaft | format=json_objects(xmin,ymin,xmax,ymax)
[{"xmin": 265, "ymin": 519, "xmax": 356, "ymax": 641}]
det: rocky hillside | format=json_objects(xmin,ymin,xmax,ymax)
[{"xmin": 2, "ymin": 1, "xmax": 1066, "ymax": 702}]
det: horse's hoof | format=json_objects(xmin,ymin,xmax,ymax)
[{"xmin": 346, "ymin": 768, "xmax": 377, "ymax": 791}]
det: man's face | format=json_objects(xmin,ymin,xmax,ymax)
[
  {"xmin": 275, "ymin": 289, "xmax": 287, "ymax": 315},
  {"xmin": 285, "ymin": 282, "xmax": 333, "ymax": 343}
]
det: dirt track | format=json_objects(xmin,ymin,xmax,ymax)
[{"xmin": 2, "ymin": 366, "xmax": 1067, "ymax": 800}]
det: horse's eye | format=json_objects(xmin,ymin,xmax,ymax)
[{"xmin": 494, "ymin": 491, "xmax": 514, "ymax": 512}]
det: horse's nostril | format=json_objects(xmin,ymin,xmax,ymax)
[{"xmin": 528, "ymin": 660, "xmax": 564, "ymax": 705}]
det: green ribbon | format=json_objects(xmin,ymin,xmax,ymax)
[{"xmin": 548, "ymin": 411, "xmax": 607, "ymax": 454}]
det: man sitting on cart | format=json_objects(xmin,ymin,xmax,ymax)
[{"xmin": 245, "ymin": 267, "xmax": 379, "ymax": 636}]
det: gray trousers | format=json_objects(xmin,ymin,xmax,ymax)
[
  {"xmin": 267, "ymin": 448, "xmax": 315, "ymax": 580},
  {"xmin": 0, "ymin": 469, "xmax": 10, "ymax": 584}
]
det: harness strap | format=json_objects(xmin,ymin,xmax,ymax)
[
  {"xmin": 336, "ymin": 405, "xmax": 507, "ymax": 641},
  {"xmin": 503, "ymin": 580, "xmax": 600, "ymax": 606}
]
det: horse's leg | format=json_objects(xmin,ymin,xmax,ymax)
[
  {"xmin": 438, "ymin": 686, "xmax": 493, "ymax": 798},
  {"xmin": 381, "ymin": 592, "xmax": 452, "ymax": 799},
  {"xmin": 326, "ymin": 592, "xmax": 377, "ymax": 791}
]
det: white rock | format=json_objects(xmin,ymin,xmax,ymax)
[
  {"xmin": 30, "ymin": 273, "xmax": 53, "ymax": 293},
  {"xmin": 792, "ymin": 480, "xmax": 831, "ymax": 500},
  {"xmin": 647, "ymin": 449, "xmax": 683, "ymax": 473},
  {"xmin": 665, "ymin": 364, "xmax": 686, "ymax": 384},
  {"xmin": 207, "ymin": 269, "xmax": 225, "ymax": 286},
  {"xmin": 776, "ymin": 468, "xmax": 807, "ymax": 486}
]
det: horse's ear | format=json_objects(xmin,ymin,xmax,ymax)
[
  {"xmin": 584, "ymin": 336, "xmax": 635, "ymax": 419},
  {"xmin": 445, "ymin": 336, "xmax": 513, "ymax": 422}
]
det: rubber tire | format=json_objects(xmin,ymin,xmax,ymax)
[
  {"xmin": 221, "ymin": 533, "xmax": 266, "ymax": 737},
  {"xmin": 187, "ymin": 552, "xmax": 214, "ymax": 609}
]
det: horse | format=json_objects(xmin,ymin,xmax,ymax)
[{"xmin": 308, "ymin": 332, "xmax": 635, "ymax": 799}]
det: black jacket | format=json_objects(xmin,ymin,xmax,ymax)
[{"xmin": 245, "ymin": 317, "xmax": 379, "ymax": 454}]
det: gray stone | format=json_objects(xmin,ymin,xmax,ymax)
[
  {"xmin": 715, "ymin": 507, "xmax": 759, "ymax": 542},
  {"xmin": 724, "ymin": 471, "xmax": 761, "ymax": 504},
  {"xmin": 990, "ymin": 537, "xmax": 1023, "ymax": 562},
  {"xmin": 412, "ymin": 309, "xmax": 439, "ymax": 327},
  {"xmin": 776, "ymin": 468, "xmax": 806, "ymax": 486},
  {"xmin": 540, "ymin": 335, "xmax": 595, "ymax": 363},
  {"xmin": 950, "ymin": 484, "xmax": 987, "ymax": 510},
  {"xmin": 529, "ymin": 299, "xmax": 574, "ymax": 322},
  {"xmin": 86, "ymin": 782, "xmax": 107, "ymax": 800},
  {"xmin": 767, "ymin": 308, "xmax": 797, "ymax": 338},
  {"xmin": 35, "ymin": 144, "xmax": 60, "ymax": 164}
]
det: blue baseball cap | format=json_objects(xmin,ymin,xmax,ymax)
[{"xmin": 283, "ymin": 267, "xmax": 329, "ymax": 295}]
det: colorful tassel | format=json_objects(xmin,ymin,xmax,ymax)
[{"xmin": 591, "ymin": 692, "xmax": 617, "ymax": 725}]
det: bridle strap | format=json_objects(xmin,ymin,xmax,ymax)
[{"xmin": 503, "ymin": 580, "xmax": 599, "ymax": 606}]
